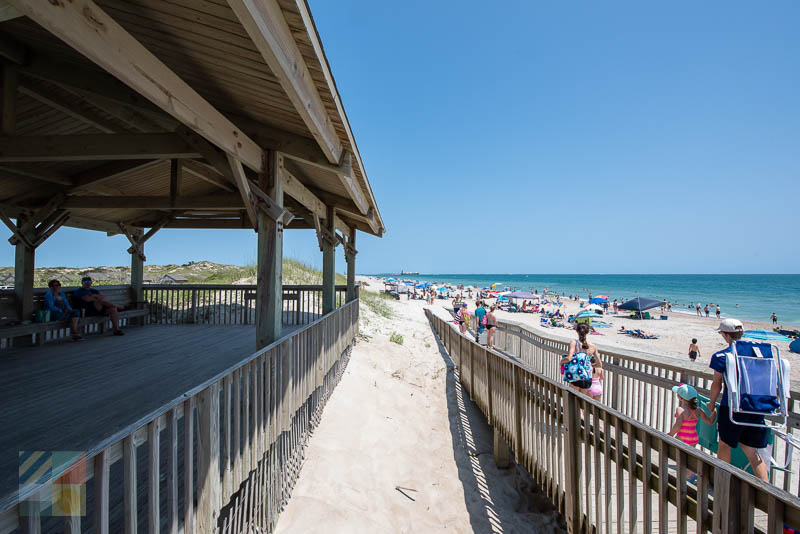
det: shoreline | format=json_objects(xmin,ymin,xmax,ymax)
[{"xmin": 359, "ymin": 276, "xmax": 798, "ymax": 380}]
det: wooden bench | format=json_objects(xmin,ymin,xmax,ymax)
[{"xmin": 0, "ymin": 285, "xmax": 146, "ymax": 348}]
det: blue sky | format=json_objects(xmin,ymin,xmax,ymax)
[{"xmin": 2, "ymin": 1, "xmax": 798, "ymax": 274}]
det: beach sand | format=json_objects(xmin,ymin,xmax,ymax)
[{"xmin": 275, "ymin": 278, "xmax": 565, "ymax": 533}]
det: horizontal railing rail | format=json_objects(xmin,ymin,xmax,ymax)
[
  {"xmin": 429, "ymin": 308, "xmax": 800, "ymax": 534},
  {"xmin": 0, "ymin": 298, "xmax": 359, "ymax": 534},
  {"xmin": 143, "ymin": 284, "xmax": 352, "ymax": 326}
]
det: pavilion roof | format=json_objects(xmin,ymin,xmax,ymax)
[{"xmin": 0, "ymin": 0, "xmax": 384, "ymax": 239}]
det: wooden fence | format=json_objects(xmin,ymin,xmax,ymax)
[
  {"xmin": 482, "ymin": 316, "xmax": 800, "ymax": 496},
  {"xmin": 0, "ymin": 298, "xmax": 359, "ymax": 534},
  {"xmin": 428, "ymin": 308, "xmax": 800, "ymax": 534},
  {"xmin": 143, "ymin": 284, "xmax": 352, "ymax": 326}
]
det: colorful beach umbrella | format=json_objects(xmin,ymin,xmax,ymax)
[
  {"xmin": 589, "ymin": 297, "xmax": 608, "ymax": 304},
  {"xmin": 490, "ymin": 282, "xmax": 501, "ymax": 288},
  {"xmin": 742, "ymin": 330, "xmax": 791, "ymax": 342}
]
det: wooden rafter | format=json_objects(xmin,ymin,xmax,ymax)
[
  {"xmin": 227, "ymin": 0, "xmax": 342, "ymax": 165},
  {"xmin": 18, "ymin": 83, "xmax": 121, "ymax": 133},
  {"xmin": 0, "ymin": 134, "xmax": 200, "ymax": 162},
  {"xmin": 227, "ymin": 154, "xmax": 257, "ymax": 229},
  {"xmin": 182, "ymin": 160, "xmax": 234, "ymax": 193},
  {"xmin": 63, "ymin": 194, "xmax": 244, "ymax": 210},
  {"xmin": 282, "ymin": 167, "xmax": 326, "ymax": 220},
  {"xmin": 9, "ymin": 0, "xmax": 264, "ymax": 171},
  {"xmin": 0, "ymin": 163, "xmax": 73, "ymax": 186}
]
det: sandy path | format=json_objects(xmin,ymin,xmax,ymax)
[{"xmin": 275, "ymin": 294, "xmax": 564, "ymax": 533}]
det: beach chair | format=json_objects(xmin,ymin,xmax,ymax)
[{"xmin": 723, "ymin": 341, "xmax": 800, "ymax": 472}]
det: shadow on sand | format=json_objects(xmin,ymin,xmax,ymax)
[{"xmin": 426, "ymin": 312, "xmax": 566, "ymax": 534}]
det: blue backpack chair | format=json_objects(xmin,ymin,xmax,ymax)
[{"xmin": 724, "ymin": 340, "xmax": 798, "ymax": 473}]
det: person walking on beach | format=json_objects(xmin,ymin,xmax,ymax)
[
  {"xmin": 688, "ymin": 338, "xmax": 700, "ymax": 362},
  {"xmin": 560, "ymin": 323, "xmax": 601, "ymax": 395},
  {"xmin": 704, "ymin": 304, "xmax": 710, "ymax": 318},
  {"xmin": 707, "ymin": 318, "xmax": 769, "ymax": 482},
  {"xmin": 474, "ymin": 301, "xmax": 487, "ymax": 344},
  {"xmin": 772, "ymin": 312, "xmax": 778, "ymax": 325},
  {"xmin": 486, "ymin": 305, "xmax": 498, "ymax": 349},
  {"xmin": 715, "ymin": 305, "xmax": 721, "ymax": 319}
]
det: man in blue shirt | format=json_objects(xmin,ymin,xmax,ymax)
[
  {"xmin": 73, "ymin": 276, "xmax": 124, "ymax": 335},
  {"xmin": 474, "ymin": 301, "xmax": 486, "ymax": 344},
  {"xmin": 707, "ymin": 318, "xmax": 768, "ymax": 481}
]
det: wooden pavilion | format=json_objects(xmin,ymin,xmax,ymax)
[{"xmin": 0, "ymin": 1, "xmax": 383, "ymax": 533}]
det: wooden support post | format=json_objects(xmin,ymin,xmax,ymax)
[
  {"xmin": 493, "ymin": 426, "xmax": 510, "ymax": 469},
  {"xmin": 14, "ymin": 216, "xmax": 33, "ymax": 324},
  {"xmin": 345, "ymin": 228, "xmax": 356, "ymax": 302},
  {"xmin": 197, "ymin": 382, "xmax": 221, "ymax": 534},
  {"xmin": 321, "ymin": 207, "xmax": 335, "ymax": 314},
  {"xmin": 130, "ymin": 228, "xmax": 144, "ymax": 307},
  {"xmin": 256, "ymin": 151, "xmax": 283, "ymax": 349},
  {"xmin": 562, "ymin": 390, "xmax": 582, "ymax": 534}
]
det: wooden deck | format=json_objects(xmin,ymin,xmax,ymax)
[{"xmin": 0, "ymin": 323, "xmax": 301, "ymax": 510}]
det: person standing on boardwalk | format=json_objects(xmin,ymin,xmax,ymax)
[
  {"xmin": 474, "ymin": 301, "xmax": 487, "ymax": 344},
  {"xmin": 707, "ymin": 318, "xmax": 769, "ymax": 482},
  {"xmin": 486, "ymin": 305, "xmax": 498, "ymax": 349},
  {"xmin": 560, "ymin": 322, "xmax": 600, "ymax": 395}
]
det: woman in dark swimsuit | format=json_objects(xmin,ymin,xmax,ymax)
[{"xmin": 486, "ymin": 305, "xmax": 498, "ymax": 349}]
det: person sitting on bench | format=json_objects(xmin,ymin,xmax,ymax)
[
  {"xmin": 73, "ymin": 276, "xmax": 124, "ymax": 336},
  {"xmin": 44, "ymin": 279, "xmax": 82, "ymax": 341}
]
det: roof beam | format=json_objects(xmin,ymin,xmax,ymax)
[
  {"xmin": 182, "ymin": 160, "xmax": 234, "ymax": 192},
  {"xmin": 0, "ymin": 134, "xmax": 200, "ymax": 162},
  {"xmin": 10, "ymin": 0, "xmax": 264, "ymax": 171},
  {"xmin": 18, "ymin": 83, "xmax": 121, "ymax": 133},
  {"xmin": 63, "ymin": 194, "xmax": 244, "ymax": 210},
  {"xmin": 0, "ymin": 163, "xmax": 73, "ymax": 186},
  {"xmin": 282, "ymin": 150, "xmax": 369, "ymax": 215},
  {"xmin": 282, "ymin": 167, "xmax": 325, "ymax": 220},
  {"xmin": 226, "ymin": 0, "xmax": 342, "ymax": 165}
]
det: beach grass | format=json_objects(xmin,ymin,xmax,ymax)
[
  {"xmin": 360, "ymin": 290, "xmax": 395, "ymax": 319},
  {"xmin": 389, "ymin": 331, "xmax": 404, "ymax": 345}
]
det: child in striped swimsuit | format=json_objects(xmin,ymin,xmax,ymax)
[{"xmin": 668, "ymin": 384, "xmax": 716, "ymax": 480}]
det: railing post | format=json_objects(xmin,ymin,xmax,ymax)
[
  {"xmin": 513, "ymin": 365, "xmax": 523, "ymax": 459},
  {"xmin": 562, "ymin": 389, "xmax": 582, "ymax": 534},
  {"xmin": 611, "ymin": 356, "xmax": 621, "ymax": 411},
  {"xmin": 190, "ymin": 289, "xmax": 198, "ymax": 324},
  {"xmin": 197, "ymin": 382, "xmax": 221, "ymax": 534},
  {"xmin": 485, "ymin": 349, "xmax": 493, "ymax": 425}
]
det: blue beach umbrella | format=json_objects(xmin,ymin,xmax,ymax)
[
  {"xmin": 742, "ymin": 330, "xmax": 791, "ymax": 342},
  {"xmin": 589, "ymin": 297, "xmax": 608, "ymax": 304},
  {"xmin": 415, "ymin": 284, "xmax": 426, "ymax": 289}
]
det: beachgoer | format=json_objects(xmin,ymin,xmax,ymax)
[
  {"xmin": 618, "ymin": 325, "xmax": 626, "ymax": 334},
  {"xmin": 772, "ymin": 313, "xmax": 778, "ymax": 325},
  {"xmin": 688, "ymin": 338, "xmax": 700, "ymax": 362},
  {"xmin": 667, "ymin": 301, "xmax": 672, "ymax": 312},
  {"xmin": 707, "ymin": 318, "xmax": 768, "ymax": 481},
  {"xmin": 474, "ymin": 301, "xmax": 487, "ymax": 344},
  {"xmin": 486, "ymin": 305, "xmax": 498, "ymax": 349},
  {"xmin": 662, "ymin": 299, "xmax": 667, "ymax": 312},
  {"xmin": 704, "ymin": 305, "xmax": 710, "ymax": 318},
  {"xmin": 560, "ymin": 323, "xmax": 600, "ymax": 395},
  {"xmin": 588, "ymin": 366, "xmax": 604, "ymax": 401},
  {"xmin": 455, "ymin": 303, "xmax": 468, "ymax": 334},
  {"xmin": 44, "ymin": 279, "xmax": 82, "ymax": 341},
  {"xmin": 696, "ymin": 304, "xmax": 702, "ymax": 317},
  {"xmin": 74, "ymin": 276, "xmax": 124, "ymax": 335},
  {"xmin": 715, "ymin": 305, "xmax": 721, "ymax": 319},
  {"xmin": 668, "ymin": 384, "xmax": 716, "ymax": 479}
]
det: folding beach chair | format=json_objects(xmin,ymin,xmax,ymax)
[{"xmin": 724, "ymin": 340, "xmax": 800, "ymax": 471}]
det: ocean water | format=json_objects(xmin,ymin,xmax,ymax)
[{"xmin": 377, "ymin": 274, "xmax": 800, "ymax": 326}]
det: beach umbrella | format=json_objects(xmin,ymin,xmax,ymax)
[
  {"xmin": 505, "ymin": 291, "xmax": 538, "ymax": 299},
  {"xmin": 589, "ymin": 297, "xmax": 608, "ymax": 304},
  {"xmin": 619, "ymin": 297, "xmax": 662, "ymax": 312},
  {"xmin": 386, "ymin": 278, "xmax": 396, "ymax": 282},
  {"xmin": 790, "ymin": 339, "xmax": 800, "ymax": 354},
  {"xmin": 596, "ymin": 295, "xmax": 609, "ymax": 299},
  {"xmin": 742, "ymin": 330, "xmax": 791, "ymax": 342},
  {"xmin": 436, "ymin": 287, "xmax": 449, "ymax": 293},
  {"xmin": 576, "ymin": 311, "xmax": 603, "ymax": 318},
  {"xmin": 490, "ymin": 282, "xmax": 502, "ymax": 288},
  {"xmin": 414, "ymin": 284, "xmax": 426, "ymax": 289},
  {"xmin": 585, "ymin": 304, "xmax": 604, "ymax": 312}
]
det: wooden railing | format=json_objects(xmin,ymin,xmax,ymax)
[
  {"xmin": 479, "ymin": 315, "xmax": 800, "ymax": 496},
  {"xmin": 143, "ymin": 284, "xmax": 352, "ymax": 326},
  {"xmin": 428, "ymin": 308, "xmax": 800, "ymax": 533},
  {"xmin": 0, "ymin": 299, "xmax": 359, "ymax": 534}
]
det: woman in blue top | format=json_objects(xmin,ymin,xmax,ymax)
[
  {"xmin": 561, "ymin": 322, "xmax": 600, "ymax": 395},
  {"xmin": 44, "ymin": 279, "xmax": 82, "ymax": 341}
]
